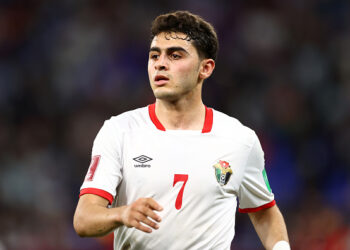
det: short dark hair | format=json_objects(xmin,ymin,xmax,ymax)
[{"xmin": 150, "ymin": 10, "xmax": 218, "ymax": 60}]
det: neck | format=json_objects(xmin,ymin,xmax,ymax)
[{"xmin": 155, "ymin": 97, "xmax": 206, "ymax": 130}]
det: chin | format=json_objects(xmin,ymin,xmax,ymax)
[{"xmin": 153, "ymin": 89, "xmax": 179, "ymax": 101}]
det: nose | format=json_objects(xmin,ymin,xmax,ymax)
[{"xmin": 154, "ymin": 55, "xmax": 169, "ymax": 71}]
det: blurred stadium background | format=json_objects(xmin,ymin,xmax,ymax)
[{"xmin": 0, "ymin": 0, "xmax": 349, "ymax": 249}]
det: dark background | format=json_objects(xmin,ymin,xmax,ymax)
[{"xmin": 0, "ymin": 0, "xmax": 349, "ymax": 249}]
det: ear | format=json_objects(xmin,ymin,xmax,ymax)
[{"xmin": 199, "ymin": 59, "xmax": 215, "ymax": 80}]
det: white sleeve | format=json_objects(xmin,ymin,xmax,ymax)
[
  {"xmin": 79, "ymin": 119, "xmax": 123, "ymax": 204},
  {"xmin": 238, "ymin": 134, "xmax": 275, "ymax": 213}
]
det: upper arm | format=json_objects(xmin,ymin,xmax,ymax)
[
  {"xmin": 238, "ymin": 133, "xmax": 275, "ymax": 213},
  {"xmin": 247, "ymin": 205, "xmax": 289, "ymax": 249},
  {"xmin": 77, "ymin": 193, "xmax": 110, "ymax": 210},
  {"xmin": 74, "ymin": 194, "xmax": 110, "ymax": 223},
  {"xmin": 73, "ymin": 194, "xmax": 112, "ymax": 237},
  {"xmin": 248, "ymin": 204, "xmax": 279, "ymax": 226},
  {"xmin": 79, "ymin": 119, "xmax": 123, "ymax": 204}
]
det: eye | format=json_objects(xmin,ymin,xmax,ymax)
[
  {"xmin": 150, "ymin": 53, "xmax": 159, "ymax": 60},
  {"xmin": 170, "ymin": 53, "xmax": 181, "ymax": 59}
]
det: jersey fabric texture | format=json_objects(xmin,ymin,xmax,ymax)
[{"xmin": 80, "ymin": 104, "xmax": 275, "ymax": 250}]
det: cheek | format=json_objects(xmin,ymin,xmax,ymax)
[
  {"xmin": 147, "ymin": 60, "xmax": 151, "ymax": 71},
  {"xmin": 176, "ymin": 63, "xmax": 198, "ymax": 78},
  {"xmin": 147, "ymin": 62, "xmax": 153, "ymax": 78}
]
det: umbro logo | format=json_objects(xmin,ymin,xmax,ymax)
[
  {"xmin": 133, "ymin": 155, "xmax": 152, "ymax": 168},
  {"xmin": 133, "ymin": 155, "xmax": 152, "ymax": 163}
]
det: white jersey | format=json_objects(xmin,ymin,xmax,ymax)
[{"xmin": 80, "ymin": 104, "xmax": 275, "ymax": 250}]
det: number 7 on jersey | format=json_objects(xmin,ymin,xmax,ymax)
[{"xmin": 173, "ymin": 174, "xmax": 188, "ymax": 210}]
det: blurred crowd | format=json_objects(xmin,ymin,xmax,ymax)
[{"xmin": 0, "ymin": 0, "xmax": 349, "ymax": 249}]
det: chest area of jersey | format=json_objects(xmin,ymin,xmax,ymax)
[{"xmin": 121, "ymin": 131, "xmax": 250, "ymax": 194}]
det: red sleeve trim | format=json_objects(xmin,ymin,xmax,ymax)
[
  {"xmin": 79, "ymin": 188, "xmax": 114, "ymax": 205},
  {"xmin": 202, "ymin": 106, "xmax": 213, "ymax": 133},
  {"xmin": 148, "ymin": 103, "xmax": 166, "ymax": 131},
  {"xmin": 238, "ymin": 200, "xmax": 276, "ymax": 213}
]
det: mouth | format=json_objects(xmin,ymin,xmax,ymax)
[{"xmin": 154, "ymin": 75, "xmax": 169, "ymax": 86}]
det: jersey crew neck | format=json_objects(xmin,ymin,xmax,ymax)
[
  {"xmin": 148, "ymin": 103, "xmax": 213, "ymax": 133},
  {"xmin": 164, "ymin": 129, "xmax": 202, "ymax": 136}
]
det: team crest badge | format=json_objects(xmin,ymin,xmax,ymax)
[{"xmin": 213, "ymin": 160, "xmax": 233, "ymax": 186}]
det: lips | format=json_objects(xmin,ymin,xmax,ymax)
[
  {"xmin": 155, "ymin": 75, "xmax": 169, "ymax": 81},
  {"xmin": 154, "ymin": 75, "xmax": 169, "ymax": 86}
]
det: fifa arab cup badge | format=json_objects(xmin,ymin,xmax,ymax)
[{"xmin": 213, "ymin": 160, "xmax": 233, "ymax": 186}]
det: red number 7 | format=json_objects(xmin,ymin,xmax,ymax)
[{"xmin": 173, "ymin": 174, "xmax": 188, "ymax": 210}]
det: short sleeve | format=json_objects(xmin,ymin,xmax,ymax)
[
  {"xmin": 238, "ymin": 134, "xmax": 275, "ymax": 213},
  {"xmin": 79, "ymin": 119, "xmax": 123, "ymax": 204}
]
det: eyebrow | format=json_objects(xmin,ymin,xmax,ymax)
[{"xmin": 149, "ymin": 46, "xmax": 189, "ymax": 55}]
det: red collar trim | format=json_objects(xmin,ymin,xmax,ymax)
[
  {"xmin": 148, "ymin": 104, "xmax": 166, "ymax": 131},
  {"xmin": 148, "ymin": 103, "xmax": 213, "ymax": 133},
  {"xmin": 202, "ymin": 106, "xmax": 213, "ymax": 133}
]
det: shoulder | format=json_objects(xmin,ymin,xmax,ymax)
[
  {"xmin": 109, "ymin": 106, "xmax": 149, "ymax": 130},
  {"xmin": 102, "ymin": 106, "xmax": 150, "ymax": 135},
  {"xmin": 212, "ymin": 109, "xmax": 257, "ymax": 145}
]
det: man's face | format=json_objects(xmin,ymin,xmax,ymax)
[{"xmin": 148, "ymin": 32, "xmax": 202, "ymax": 101}]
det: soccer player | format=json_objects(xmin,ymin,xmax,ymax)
[{"xmin": 73, "ymin": 10, "xmax": 290, "ymax": 250}]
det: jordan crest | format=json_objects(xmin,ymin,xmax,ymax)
[{"xmin": 213, "ymin": 160, "xmax": 232, "ymax": 186}]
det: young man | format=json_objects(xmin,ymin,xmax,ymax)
[{"xmin": 74, "ymin": 11, "xmax": 290, "ymax": 250}]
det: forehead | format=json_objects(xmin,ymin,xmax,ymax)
[{"xmin": 150, "ymin": 32, "xmax": 196, "ymax": 52}]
